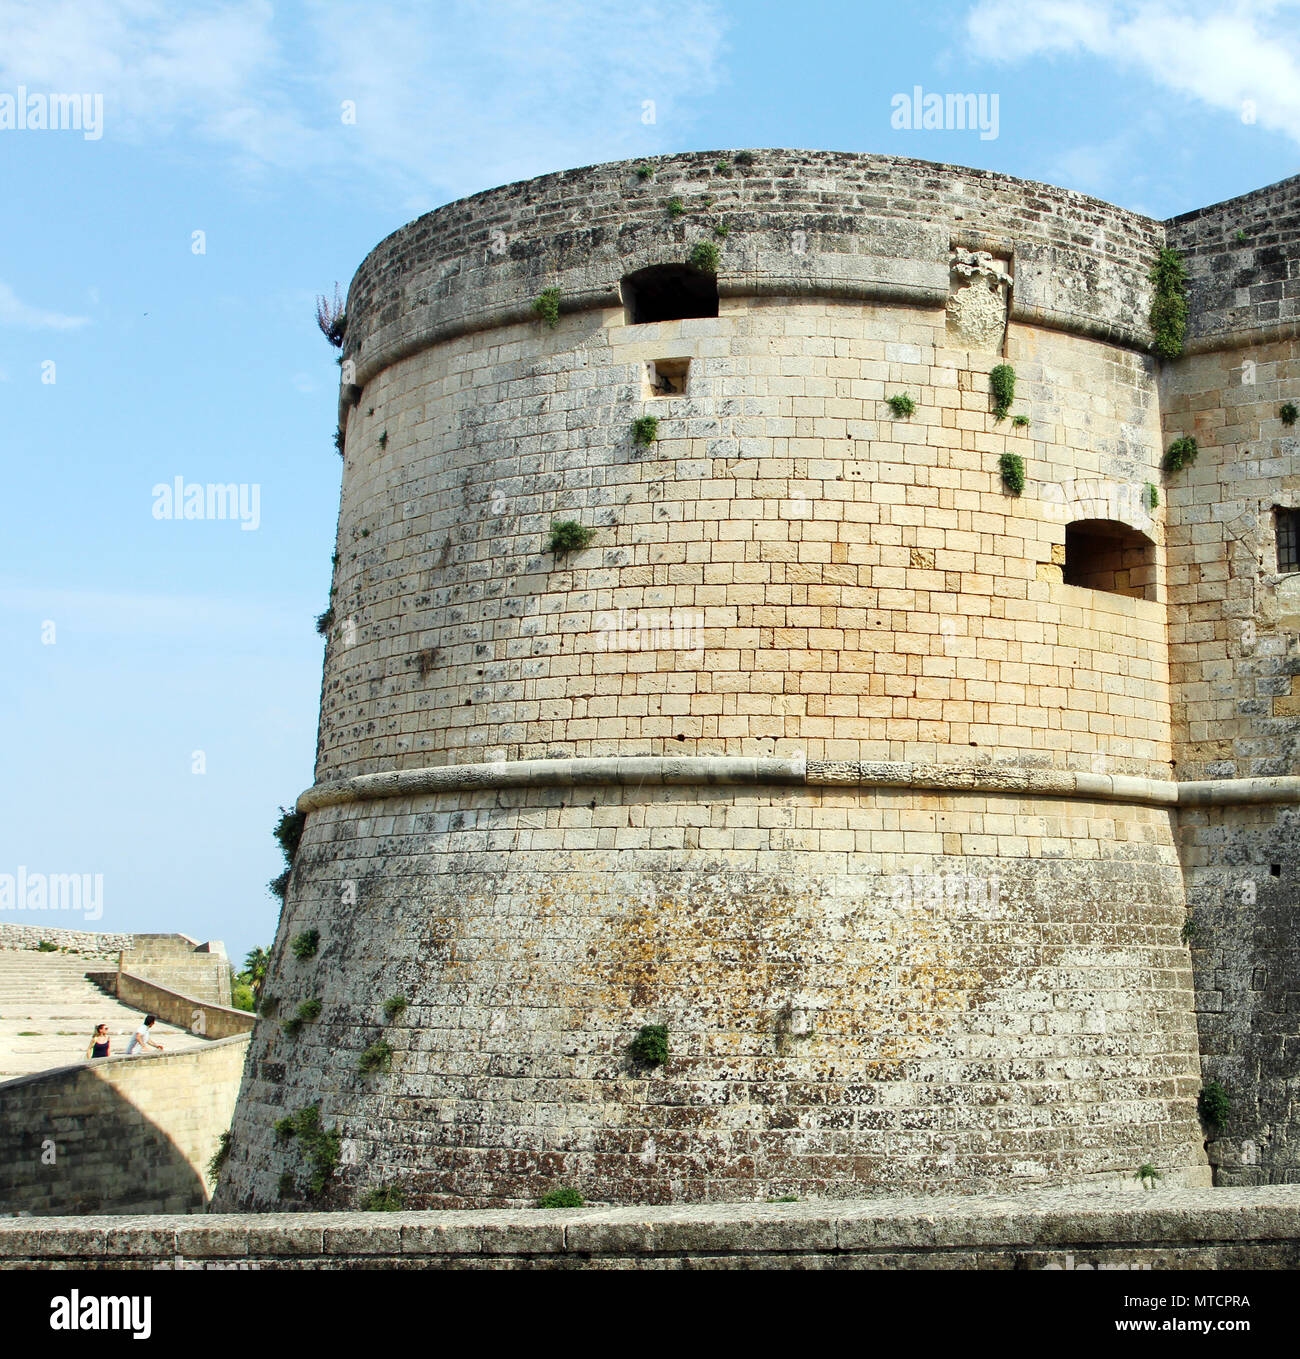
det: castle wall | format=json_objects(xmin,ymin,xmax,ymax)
[
  {"xmin": 1158, "ymin": 180, "xmax": 1300, "ymax": 1186},
  {"xmin": 219, "ymin": 153, "xmax": 1300, "ymax": 1209},
  {"xmin": 0, "ymin": 1036, "xmax": 248, "ymax": 1216},
  {"xmin": 215, "ymin": 781, "xmax": 1206, "ymax": 1210},
  {"xmin": 319, "ymin": 304, "xmax": 1170, "ymax": 781}
]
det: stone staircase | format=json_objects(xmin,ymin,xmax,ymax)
[{"xmin": 0, "ymin": 950, "xmax": 207, "ymax": 1080}]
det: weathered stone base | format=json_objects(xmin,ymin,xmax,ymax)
[
  {"xmin": 217, "ymin": 782, "xmax": 1210, "ymax": 1210},
  {"xmin": 5, "ymin": 1188, "xmax": 1299, "ymax": 1269}
]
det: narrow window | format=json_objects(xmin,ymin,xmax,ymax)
[
  {"xmin": 622, "ymin": 265, "xmax": 718, "ymax": 325},
  {"xmin": 1062, "ymin": 520, "xmax": 1156, "ymax": 601},
  {"xmin": 1277, "ymin": 508, "xmax": 1300, "ymax": 573}
]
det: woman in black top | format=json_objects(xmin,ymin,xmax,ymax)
[{"xmin": 86, "ymin": 1024, "xmax": 110, "ymax": 1059}]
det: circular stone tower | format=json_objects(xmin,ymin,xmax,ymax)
[{"xmin": 217, "ymin": 150, "xmax": 1214, "ymax": 1210}]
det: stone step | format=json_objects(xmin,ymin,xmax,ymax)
[{"xmin": 0, "ymin": 950, "xmax": 212, "ymax": 1079}]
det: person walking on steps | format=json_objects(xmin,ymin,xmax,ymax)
[
  {"xmin": 126, "ymin": 1014, "xmax": 164, "ymax": 1056},
  {"xmin": 85, "ymin": 1023, "xmax": 110, "ymax": 1059}
]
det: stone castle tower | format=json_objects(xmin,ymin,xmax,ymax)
[{"xmin": 214, "ymin": 151, "xmax": 1300, "ymax": 1210}]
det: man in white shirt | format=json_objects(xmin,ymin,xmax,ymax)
[{"xmin": 126, "ymin": 1014, "xmax": 164, "ymax": 1056}]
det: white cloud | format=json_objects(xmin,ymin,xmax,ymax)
[
  {"xmin": 967, "ymin": 1, "xmax": 1300, "ymax": 144},
  {"xmin": 0, "ymin": 0, "xmax": 729, "ymax": 199},
  {"xmin": 302, "ymin": 0, "xmax": 729, "ymax": 199},
  {"xmin": 0, "ymin": 281, "xmax": 88, "ymax": 329}
]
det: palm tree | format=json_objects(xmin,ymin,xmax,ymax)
[{"xmin": 243, "ymin": 946, "xmax": 270, "ymax": 1000}]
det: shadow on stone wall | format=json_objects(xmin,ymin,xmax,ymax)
[{"xmin": 0, "ymin": 1036, "xmax": 248, "ymax": 1216}]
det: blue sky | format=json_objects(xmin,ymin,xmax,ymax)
[{"xmin": 2, "ymin": 0, "xmax": 1298, "ymax": 967}]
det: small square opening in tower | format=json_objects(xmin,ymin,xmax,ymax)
[
  {"xmin": 1276, "ymin": 507, "xmax": 1300, "ymax": 573},
  {"xmin": 645, "ymin": 358, "xmax": 690, "ymax": 397}
]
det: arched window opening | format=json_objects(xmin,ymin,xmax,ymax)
[
  {"xmin": 622, "ymin": 265, "xmax": 718, "ymax": 325},
  {"xmin": 1062, "ymin": 520, "xmax": 1156, "ymax": 601}
]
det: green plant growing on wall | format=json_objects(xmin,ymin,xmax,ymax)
[
  {"xmin": 767, "ymin": 1194, "xmax": 799, "ymax": 1203},
  {"xmin": 278, "ymin": 1171, "xmax": 296, "ymax": 1199},
  {"xmin": 713, "ymin": 222, "xmax": 730, "ymax": 239},
  {"xmin": 273, "ymin": 1105, "xmax": 340, "ymax": 1196},
  {"xmin": 291, "ymin": 927, "xmax": 320, "ymax": 961},
  {"xmin": 536, "ymin": 1188, "xmax": 584, "ymax": 1208},
  {"xmin": 666, "ymin": 196, "xmax": 686, "ymax": 219},
  {"xmin": 359, "ymin": 1039, "xmax": 394, "ymax": 1074},
  {"xmin": 630, "ymin": 1024, "xmax": 669, "ymax": 1067},
  {"xmin": 532, "ymin": 287, "xmax": 561, "ymax": 329},
  {"xmin": 887, "ymin": 393, "xmax": 916, "ymax": 418},
  {"xmin": 1149, "ymin": 247, "xmax": 1190, "ymax": 359},
  {"xmin": 314, "ymin": 606, "xmax": 334, "ymax": 636},
  {"xmin": 1012, "ymin": 414, "xmax": 1030, "ymax": 428},
  {"xmin": 632, "ymin": 415, "xmax": 659, "ymax": 446},
  {"xmin": 1146, "ymin": 482, "xmax": 1160, "ymax": 510},
  {"xmin": 1134, "ymin": 1163, "xmax": 1162, "ymax": 1187},
  {"xmin": 361, "ymin": 1186, "xmax": 405, "ymax": 1211},
  {"xmin": 1162, "ymin": 435, "xmax": 1199, "ymax": 475},
  {"xmin": 282, "ymin": 1015, "xmax": 304, "ymax": 1037},
  {"xmin": 334, "ymin": 427, "xmax": 344, "ymax": 456},
  {"xmin": 270, "ymin": 806, "xmax": 306, "ymax": 902},
  {"xmin": 207, "ymin": 1131, "xmax": 231, "ymax": 1183},
  {"xmin": 733, "ymin": 150, "xmax": 755, "ymax": 166},
  {"xmin": 36, "ymin": 940, "xmax": 57, "ymax": 953},
  {"xmin": 635, "ymin": 163, "xmax": 653, "ymax": 180},
  {"xmin": 1235, "ymin": 228, "xmax": 1248, "ymax": 243},
  {"xmin": 1199, "ymin": 1080, "xmax": 1231, "ymax": 1128},
  {"xmin": 1180, "ymin": 916, "xmax": 1199, "ymax": 945},
  {"xmin": 383, "ymin": 994, "xmax": 408, "ymax": 1021},
  {"xmin": 547, "ymin": 520, "xmax": 595, "ymax": 553},
  {"xmin": 714, "ymin": 158, "xmax": 731, "ymax": 175},
  {"xmin": 298, "ymin": 1105, "xmax": 342, "ymax": 1196},
  {"xmin": 990, "ymin": 364, "xmax": 1016, "ymax": 421},
  {"xmin": 259, "ymin": 993, "xmax": 279, "ymax": 1018},
  {"xmin": 1280, "ymin": 402, "xmax": 1298, "ymax": 426},
  {"xmin": 378, "ymin": 429, "xmax": 388, "ymax": 450},
  {"xmin": 999, "ymin": 453, "xmax": 1025, "ymax": 496},
  {"xmin": 688, "ymin": 240, "xmax": 721, "ymax": 274},
  {"xmin": 296, "ymin": 999, "xmax": 322, "ymax": 1022}
]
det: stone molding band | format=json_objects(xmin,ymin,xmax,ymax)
[
  {"xmin": 343, "ymin": 275, "xmax": 1160, "ymax": 412},
  {"xmin": 297, "ymin": 756, "xmax": 1300, "ymax": 814}
]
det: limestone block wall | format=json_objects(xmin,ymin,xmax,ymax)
[
  {"xmin": 0, "ymin": 924, "xmax": 134, "ymax": 956},
  {"xmin": 85, "ymin": 971, "xmax": 255, "ymax": 1041},
  {"xmin": 120, "ymin": 935, "xmax": 232, "ymax": 1007},
  {"xmin": 220, "ymin": 153, "xmax": 1300, "ymax": 1209},
  {"xmin": 8, "ymin": 1187, "xmax": 1300, "ymax": 1270},
  {"xmin": 320, "ymin": 303, "xmax": 1169, "ymax": 781},
  {"xmin": 215, "ymin": 776, "xmax": 1208, "ymax": 1210},
  {"xmin": 0, "ymin": 1036, "xmax": 249, "ymax": 1216},
  {"xmin": 1159, "ymin": 179, "xmax": 1300, "ymax": 1186}
]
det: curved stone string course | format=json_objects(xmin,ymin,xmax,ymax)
[{"xmin": 215, "ymin": 150, "xmax": 1300, "ymax": 1210}]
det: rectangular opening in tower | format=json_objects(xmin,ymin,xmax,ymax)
[
  {"xmin": 1276, "ymin": 507, "xmax": 1300, "ymax": 573},
  {"xmin": 622, "ymin": 265, "xmax": 718, "ymax": 324}
]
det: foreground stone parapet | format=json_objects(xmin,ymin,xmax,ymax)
[{"xmin": 4, "ymin": 1187, "xmax": 1300, "ymax": 1269}]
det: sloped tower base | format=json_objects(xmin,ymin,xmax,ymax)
[{"xmin": 215, "ymin": 771, "xmax": 1209, "ymax": 1209}]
